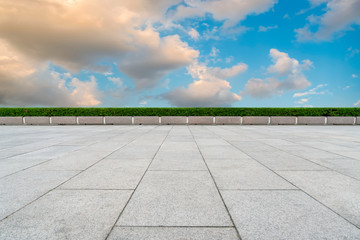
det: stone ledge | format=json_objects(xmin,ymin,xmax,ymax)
[
  {"xmin": 215, "ymin": 116, "xmax": 241, "ymax": 125},
  {"xmin": 105, "ymin": 116, "xmax": 132, "ymax": 125},
  {"xmin": 242, "ymin": 116, "xmax": 269, "ymax": 125},
  {"xmin": 327, "ymin": 117, "xmax": 355, "ymax": 125},
  {"xmin": 78, "ymin": 116, "xmax": 104, "ymax": 125},
  {"xmin": 0, "ymin": 117, "xmax": 23, "ymax": 125},
  {"xmin": 134, "ymin": 116, "xmax": 159, "ymax": 125},
  {"xmin": 24, "ymin": 117, "xmax": 50, "ymax": 125},
  {"xmin": 161, "ymin": 116, "xmax": 187, "ymax": 125},
  {"xmin": 356, "ymin": 117, "xmax": 360, "ymax": 125},
  {"xmin": 297, "ymin": 116, "xmax": 326, "ymax": 125},
  {"xmin": 51, "ymin": 116, "xmax": 77, "ymax": 125},
  {"xmin": 270, "ymin": 116, "xmax": 297, "ymax": 125},
  {"xmin": 188, "ymin": 116, "xmax": 214, "ymax": 125}
]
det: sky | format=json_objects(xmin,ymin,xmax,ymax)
[{"xmin": 0, "ymin": 0, "xmax": 359, "ymax": 108}]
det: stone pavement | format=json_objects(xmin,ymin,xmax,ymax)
[{"xmin": 0, "ymin": 125, "xmax": 360, "ymax": 240}]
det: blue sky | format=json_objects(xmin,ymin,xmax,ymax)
[{"xmin": 0, "ymin": 0, "xmax": 359, "ymax": 107}]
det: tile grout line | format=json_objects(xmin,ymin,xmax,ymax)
[
  {"xmin": 188, "ymin": 125, "xmax": 243, "ymax": 240},
  {"xmin": 208, "ymin": 125, "xmax": 360, "ymax": 230},
  {"xmin": 255, "ymin": 127, "xmax": 360, "ymax": 182},
  {"xmin": 220, "ymin": 125, "xmax": 352, "ymax": 178},
  {"xmin": 0, "ymin": 125, "xmax": 150, "ymax": 222},
  {"xmin": 104, "ymin": 125, "xmax": 173, "ymax": 240},
  {"xmin": 114, "ymin": 225, "xmax": 236, "ymax": 228},
  {"xmin": 0, "ymin": 126, "xmax": 139, "ymax": 180}
]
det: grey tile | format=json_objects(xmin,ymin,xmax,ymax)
[
  {"xmin": 149, "ymin": 157, "xmax": 207, "ymax": 171},
  {"xmin": 246, "ymin": 151, "xmax": 327, "ymax": 171},
  {"xmin": 9, "ymin": 145, "xmax": 82, "ymax": 160},
  {"xmin": 0, "ymin": 169, "xmax": 78, "ymax": 220},
  {"xmin": 279, "ymin": 170, "xmax": 360, "ymax": 227},
  {"xmin": 0, "ymin": 190, "xmax": 132, "ymax": 240},
  {"xmin": 34, "ymin": 150, "xmax": 110, "ymax": 171},
  {"xmin": 222, "ymin": 190, "xmax": 360, "ymax": 240},
  {"xmin": 199, "ymin": 145, "xmax": 251, "ymax": 160},
  {"xmin": 206, "ymin": 159, "xmax": 296, "ymax": 190},
  {"xmin": 117, "ymin": 171, "xmax": 232, "ymax": 226},
  {"xmin": 108, "ymin": 227, "xmax": 239, "ymax": 240},
  {"xmin": 0, "ymin": 157, "xmax": 51, "ymax": 178},
  {"xmin": 61, "ymin": 158, "xmax": 151, "ymax": 189}
]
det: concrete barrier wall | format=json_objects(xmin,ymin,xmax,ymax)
[
  {"xmin": 1, "ymin": 116, "xmax": 359, "ymax": 125},
  {"xmin": 188, "ymin": 116, "xmax": 214, "ymax": 125},
  {"xmin": 51, "ymin": 116, "xmax": 77, "ymax": 125},
  {"xmin": 24, "ymin": 117, "xmax": 50, "ymax": 125},
  {"xmin": 327, "ymin": 116, "xmax": 355, "ymax": 125},
  {"xmin": 78, "ymin": 116, "xmax": 104, "ymax": 125},
  {"xmin": 215, "ymin": 116, "xmax": 241, "ymax": 125},
  {"xmin": 161, "ymin": 116, "xmax": 187, "ymax": 125},
  {"xmin": 105, "ymin": 116, "xmax": 132, "ymax": 125},
  {"xmin": 297, "ymin": 116, "xmax": 326, "ymax": 125},
  {"xmin": 270, "ymin": 116, "xmax": 297, "ymax": 125},
  {"xmin": 243, "ymin": 116, "xmax": 269, "ymax": 125},
  {"xmin": 134, "ymin": 116, "xmax": 159, "ymax": 125},
  {"xmin": 0, "ymin": 117, "xmax": 23, "ymax": 125}
]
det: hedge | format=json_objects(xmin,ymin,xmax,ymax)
[{"xmin": 0, "ymin": 108, "xmax": 359, "ymax": 117}]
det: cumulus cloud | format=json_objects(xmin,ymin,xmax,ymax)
[
  {"xmin": 163, "ymin": 62, "xmax": 247, "ymax": 107},
  {"xmin": 188, "ymin": 28, "xmax": 200, "ymax": 40},
  {"xmin": 0, "ymin": 40, "xmax": 101, "ymax": 106},
  {"xmin": 352, "ymin": 74, "xmax": 359, "ymax": 78},
  {"xmin": 296, "ymin": 0, "xmax": 360, "ymax": 41},
  {"xmin": 243, "ymin": 49, "xmax": 312, "ymax": 98},
  {"xmin": 119, "ymin": 33, "xmax": 198, "ymax": 89},
  {"xmin": 0, "ymin": 0, "xmax": 197, "ymax": 91},
  {"xmin": 171, "ymin": 0, "xmax": 278, "ymax": 32}
]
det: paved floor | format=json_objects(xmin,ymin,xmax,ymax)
[{"xmin": 0, "ymin": 125, "xmax": 360, "ymax": 240}]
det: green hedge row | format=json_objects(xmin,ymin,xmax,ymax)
[{"xmin": 0, "ymin": 108, "xmax": 359, "ymax": 116}]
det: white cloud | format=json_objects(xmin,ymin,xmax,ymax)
[
  {"xmin": 296, "ymin": 0, "xmax": 360, "ymax": 41},
  {"xmin": 69, "ymin": 77, "xmax": 101, "ymax": 106},
  {"xmin": 0, "ymin": 0, "xmax": 198, "ymax": 91},
  {"xmin": 163, "ymin": 61, "xmax": 247, "ymax": 107},
  {"xmin": 244, "ymin": 49, "xmax": 312, "ymax": 98},
  {"xmin": 171, "ymin": 0, "xmax": 278, "ymax": 33},
  {"xmin": 210, "ymin": 47, "xmax": 220, "ymax": 57},
  {"xmin": 352, "ymin": 74, "xmax": 359, "ymax": 78},
  {"xmin": 354, "ymin": 99, "xmax": 360, "ymax": 107},
  {"xmin": 108, "ymin": 77, "xmax": 123, "ymax": 86},
  {"xmin": 293, "ymin": 84, "xmax": 327, "ymax": 97},
  {"xmin": 119, "ymin": 34, "xmax": 198, "ymax": 89},
  {"xmin": 258, "ymin": 25, "xmax": 278, "ymax": 32},
  {"xmin": 0, "ymin": 40, "xmax": 101, "ymax": 106},
  {"xmin": 188, "ymin": 28, "xmax": 200, "ymax": 40},
  {"xmin": 296, "ymin": 98, "xmax": 310, "ymax": 104}
]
